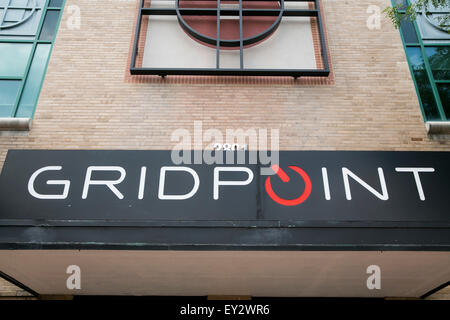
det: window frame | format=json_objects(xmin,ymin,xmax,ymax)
[
  {"xmin": 0, "ymin": 0, "xmax": 65, "ymax": 118},
  {"xmin": 130, "ymin": 0, "xmax": 330, "ymax": 78},
  {"xmin": 393, "ymin": 0, "xmax": 450, "ymax": 121}
]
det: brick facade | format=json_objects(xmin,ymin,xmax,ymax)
[
  {"xmin": 0, "ymin": 0, "xmax": 448, "ymax": 298},
  {"xmin": 1, "ymin": 0, "xmax": 450, "ymax": 167},
  {"xmin": 0, "ymin": 278, "xmax": 33, "ymax": 298}
]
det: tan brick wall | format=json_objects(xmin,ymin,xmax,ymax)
[
  {"xmin": 0, "ymin": 0, "xmax": 448, "ymax": 299},
  {"xmin": 0, "ymin": 278, "xmax": 32, "ymax": 297},
  {"xmin": 0, "ymin": 0, "xmax": 449, "ymax": 167},
  {"xmin": 426, "ymin": 285, "xmax": 450, "ymax": 300}
]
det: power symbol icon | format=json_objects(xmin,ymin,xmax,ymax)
[{"xmin": 265, "ymin": 164, "xmax": 312, "ymax": 206}]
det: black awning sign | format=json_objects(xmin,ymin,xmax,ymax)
[{"xmin": 0, "ymin": 150, "xmax": 449, "ymax": 224}]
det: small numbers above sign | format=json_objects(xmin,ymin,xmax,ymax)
[{"xmin": 213, "ymin": 143, "xmax": 247, "ymax": 151}]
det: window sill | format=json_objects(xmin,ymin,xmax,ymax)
[
  {"xmin": 0, "ymin": 118, "xmax": 32, "ymax": 132},
  {"xmin": 426, "ymin": 121, "xmax": 450, "ymax": 140}
]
